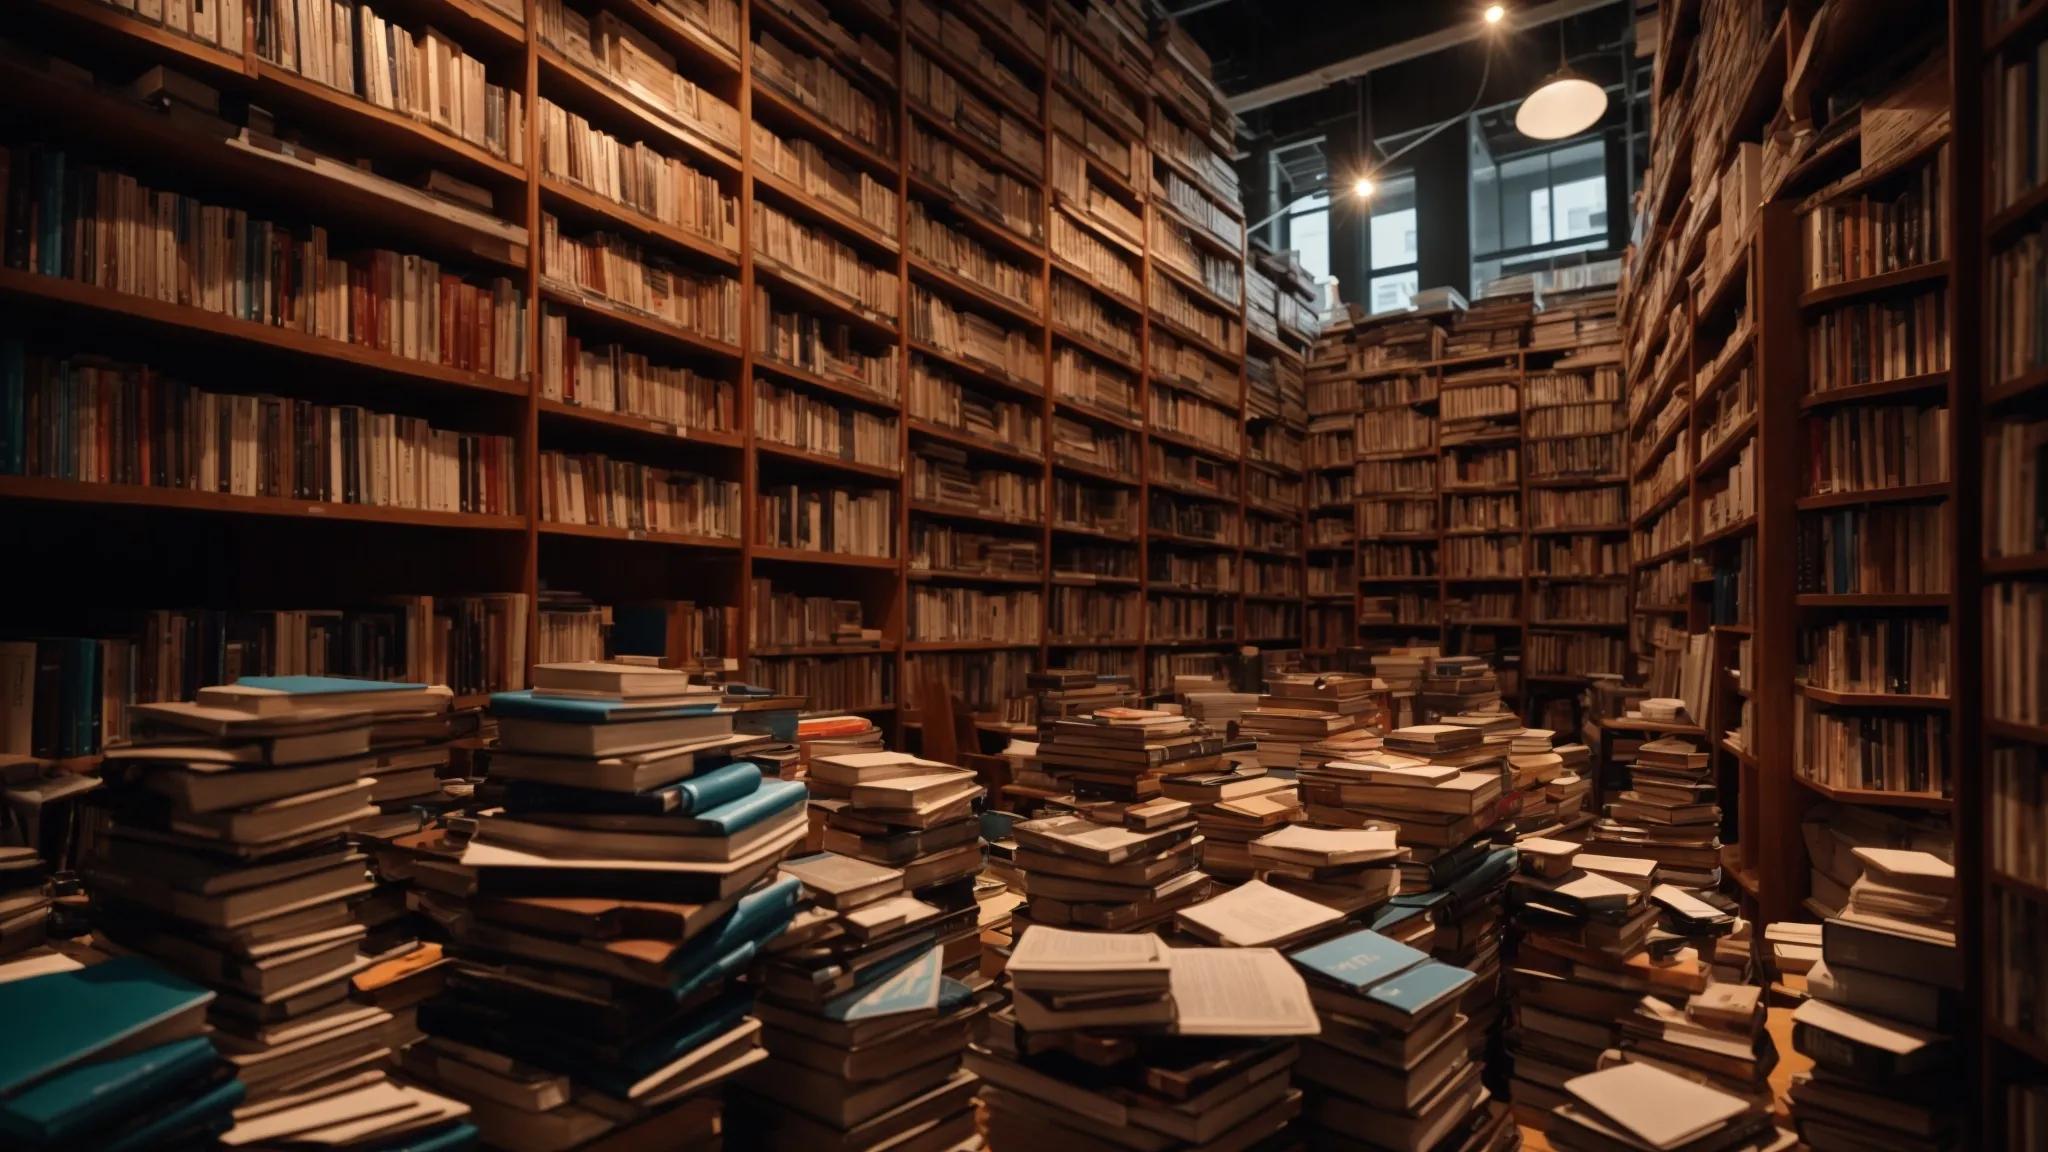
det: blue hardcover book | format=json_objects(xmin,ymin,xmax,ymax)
[
  {"xmin": 1364, "ymin": 960, "xmax": 1478, "ymax": 1022},
  {"xmin": 823, "ymin": 946, "xmax": 943, "ymax": 1022},
  {"xmin": 216, "ymin": 675, "xmax": 425, "ymax": 697},
  {"xmin": 1440, "ymin": 847, "xmax": 1518, "ymax": 909},
  {"xmin": 488, "ymin": 690, "xmax": 727, "ymax": 722},
  {"xmin": 1367, "ymin": 901, "xmax": 1432, "ymax": 938},
  {"xmin": 386, "ymin": 1121, "xmax": 479, "ymax": 1152},
  {"xmin": 504, "ymin": 761, "xmax": 763, "ymax": 817},
  {"xmin": 0, "ymin": 957, "xmax": 213, "ymax": 1099},
  {"xmin": 97, "ymin": 1077, "xmax": 242, "ymax": 1152},
  {"xmin": 0, "ymin": 1035, "xmax": 216, "ymax": 1147},
  {"xmin": 1288, "ymin": 929, "xmax": 1429, "ymax": 993},
  {"xmin": 672, "ymin": 778, "xmax": 804, "ymax": 836},
  {"xmin": 659, "ymin": 876, "xmax": 800, "ymax": 998}
]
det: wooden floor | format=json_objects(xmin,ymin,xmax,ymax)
[{"xmin": 1515, "ymin": 1007, "xmax": 1809, "ymax": 1150}]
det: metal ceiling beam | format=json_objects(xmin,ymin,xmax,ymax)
[
  {"xmin": 1169, "ymin": 0, "xmax": 1237, "ymax": 15},
  {"xmin": 1224, "ymin": 0, "xmax": 1623, "ymax": 115}
]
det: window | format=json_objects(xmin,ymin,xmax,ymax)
[
  {"xmin": 1367, "ymin": 174, "xmax": 1418, "ymax": 313},
  {"xmin": 1471, "ymin": 134, "xmax": 1611, "ymax": 290},
  {"xmin": 1286, "ymin": 193, "xmax": 1332, "ymax": 286}
]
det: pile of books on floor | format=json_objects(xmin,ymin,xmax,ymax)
[
  {"xmin": 1032, "ymin": 668, "xmax": 1140, "ymax": 720},
  {"xmin": 1009, "ymin": 798, "xmax": 1212, "ymax": 934},
  {"xmin": 795, "ymin": 714, "xmax": 886, "ymax": 782},
  {"xmin": 1586, "ymin": 737, "xmax": 1723, "ymax": 888},
  {"xmin": 1178, "ymin": 683, "xmax": 1260, "ymax": 734},
  {"xmin": 1165, "ymin": 761, "xmax": 1303, "ymax": 883},
  {"xmin": 1287, "ymin": 926, "xmax": 1516, "ymax": 1151},
  {"xmin": 1789, "ymin": 847, "xmax": 1961, "ymax": 1152},
  {"xmin": 0, "ymin": 845, "xmax": 48, "ymax": 958},
  {"xmin": 1, "ymin": 954, "xmax": 267, "ymax": 1150},
  {"xmin": 406, "ymin": 664, "xmax": 807, "ymax": 1149},
  {"xmin": 1248, "ymin": 824, "xmax": 1406, "ymax": 916},
  {"xmin": 805, "ymin": 748, "xmax": 986, "ymax": 973},
  {"xmin": 1544, "ymin": 1062, "xmax": 1794, "ymax": 1152},
  {"xmin": 1236, "ymin": 672, "xmax": 1387, "ymax": 771},
  {"xmin": 732, "ymin": 852, "xmax": 987, "ymax": 1150},
  {"xmin": 971, "ymin": 926, "xmax": 1320, "ymax": 1149},
  {"xmin": 350, "ymin": 696, "xmax": 484, "ymax": 972},
  {"xmin": 1420, "ymin": 655, "xmax": 1504, "ymax": 717},
  {"xmin": 1504, "ymin": 835, "xmax": 1761, "ymax": 1124},
  {"xmin": 1370, "ymin": 647, "xmax": 1435, "ymax": 723},
  {"xmin": 81, "ymin": 675, "xmax": 476, "ymax": 1145},
  {"xmin": 1800, "ymin": 801, "xmax": 1952, "ymax": 920}
]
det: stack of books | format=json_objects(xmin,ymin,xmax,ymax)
[
  {"xmin": 1419, "ymin": 655, "xmax": 1504, "ymax": 717},
  {"xmin": 1546, "ymin": 1062, "xmax": 1793, "ymax": 1152},
  {"xmin": 805, "ymin": 750, "xmax": 987, "ymax": 972},
  {"xmin": 1248, "ymin": 825, "xmax": 1406, "ymax": 915},
  {"xmin": 971, "ymin": 926, "xmax": 1319, "ymax": 1147},
  {"xmin": 84, "ymin": 678, "xmax": 444, "ymax": 1107},
  {"xmin": 1008, "ymin": 802, "xmax": 1212, "ymax": 934},
  {"xmin": 1031, "ymin": 708, "xmax": 1225, "ymax": 807},
  {"xmin": 795, "ymin": 714, "xmax": 887, "ymax": 782},
  {"xmin": 1031, "ymin": 669, "xmax": 1140, "ymax": 720},
  {"xmin": 406, "ymin": 670, "xmax": 806, "ymax": 1148},
  {"xmin": 1236, "ymin": 672, "xmax": 1388, "ymax": 770},
  {"xmin": 1371, "ymin": 647, "xmax": 1435, "ymax": 722},
  {"xmin": 1586, "ymin": 737, "xmax": 1724, "ymax": 888},
  {"xmin": 0, "ymin": 955, "xmax": 289, "ymax": 1150},
  {"xmin": 1161, "ymin": 763, "xmax": 1303, "ymax": 882},
  {"xmin": 1287, "ymin": 927, "xmax": 1513, "ymax": 1151},
  {"xmin": 1789, "ymin": 848, "xmax": 1961, "ymax": 1151},
  {"xmin": 1800, "ymin": 801, "xmax": 1951, "ymax": 920},
  {"xmin": 732, "ymin": 852, "xmax": 986, "ymax": 1150},
  {"xmin": 1178, "ymin": 686, "xmax": 1260, "ymax": 734},
  {"xmin": 349, "ymin": 695, "xmax": 485, "ymax": 970},
  {"xmin": 0, "ymin": 846, "xmax": 48, "ymax": 958},
  {"xmin": 1444, "ymin": 295, "xmax": 1531, "ymax": 357}
]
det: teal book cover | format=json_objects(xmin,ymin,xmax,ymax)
[
  {"xmin": 387, "ymin": 1121, "xmax": 479, "ymax": 1152},
  {"xmin": 229, "ymin": 675, "xmax": 426, "ymax": 696},
  {"xmin": 676, "ymin": 778, "xmax": 804, "ymax": 835},
  {"xmin": 674, "ymin": 761, "xmax": 764, "ymax": 815},
  {"xmin": 1288, "ymin": 929, "xmax": 1428, "ymax": 992},
  {"xmin": 1365, "ymin": 960, "xmax": 1477, "ymax": 1020},
  {"xmin": 1442, "ymin": 848, "xmax": 1518, "ymax": 904},
  {"xmin": 1368, "ymin": 901, "xmax": 1431, "ymax": 936},
  {"xmin": 0, "ymin": 1035, "xmax": 215, "ymax": 1146},
  {"xmin": 607, "ymin": 996, "xmax": 755, "ymax": 1095},
  {"xmin": 98, "ymin": 1077, "xmax": 242, "ymax": 1152},
  {"xmin": 661, "ymin": 876, "xmax": 800, "ymax": 999},
  {"xmin": 488, "ymin": 690, "xmax": 726, "ymax": 722},
  {"xmin": 0, "ymin": 956, "xmax": 213, "ymax": 1098},
  {"xmin": 822, "ymin": 946, "xmax": 942, "ymax": 1022}
]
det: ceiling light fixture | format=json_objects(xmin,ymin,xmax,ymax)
[
  {"xmin": 1353, "ymin": 176, "xmax": 1376, "ymax": 200},
  {"xmin": 1516, "ymin": 24, "xmax": 1607, "ymax": 139},
  {"xmin": 1483, "ymin": 4, "xmax": 1506, "ymax": 24}
]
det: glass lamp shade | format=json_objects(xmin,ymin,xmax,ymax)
[{"xmin": 1515, "ymin": 69, "xmax": 1607, "ymax": 140}]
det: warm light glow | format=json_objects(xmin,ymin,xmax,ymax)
[
  {"xmin": 1515, "ymin": 70, "xmax": 1608, "ymax": 139},
  {"xmin": 1353, "ymin": 176, "xmax": 1376, "ymax": 200},
  {"xmin": 1483, "ymin": 4, "xmax": 1505, "ymax": 24}
]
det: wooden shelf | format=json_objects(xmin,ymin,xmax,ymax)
[
  {"xmin": 751, "ymin": 547, "xmax": 899, "ymax": 570},
  {"xmin": 908, "ymin": 257, "xmax": 1046, "ymax": 330},
  {"xmin": 752, "ymin": 357, "xmax": 902, "ymax": 412},
  {"xmin": 1794, "ymin": 482, "xmax": 1951, "ymax": 511},
  {"xmin": 754, "ymin": 441, "xmax": 903, "ymax": 482},
  {"xmin": 540, "ymin": 283, "xmax": 746, "ymax": 361},
  {"xmin": 1794, "ymin": 592, "xmax": 1949, "ymax": 608},
  {"xmin": 0, "ymin": 476, "xmax": 526, "ymax": 531},
  {"xmin": 750, "ymin": 645, "xmax": 890, "ymax": 658},
  {"xmin": 1797, "ymin": 371, "xmax": 1951, "ymax": 410},
  {"xmin": 906, "ymin": 420, "xmax": 1046, "ymax": 468},
  {"xmin": 541, "ymin": 178, "xmax": 740, "ymax": 268},
  {"xmin": 1988, "ymin": 719, "xmax": 2048, "ymax": 748},
  {"xmin": 537, "ymin": 401, "xmax": 745, "ymax": 449},
  {"xmin": 540, "ymin": 522, "xmax": 741, "ymax": 549},
  {"xmin": 1988, "ymin": 364, "xmax": 2048, "ymax": 410},
  {"xmin": 1797, "ymin": 261, "xmax": 1950, "ymax": 311},
  {"xmin": 0, "ymin": 269, "xmax": 529, "ymax": 400},
  {"xmin": 909, "ymin": 341, "xmax": 1045, "ymax": 401},
  {"xmin": 1792, "ymin": 775, "xmax": 1952, "ymax": 810},
  {"xmin": 910, "ymin": 502, "xmax": 1045, "ymax": 531},
  {"xmin": 1796, "ymin": 684, "xmax": 1951, "ymax": 709}
]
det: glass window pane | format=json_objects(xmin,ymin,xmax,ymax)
[
  {"xmin": 1529, "ymin": 187, "xmax": 1552, "ymax": 246},
  {"xmin": 1371, "ymin": 208, "xmax": 1418, "ymax": 270},
  {"xmin": 1552, "ymin": 175, "xmax": 1606, "ymax": 241},
  {"xmin": 1369, "ymin": 270, "xmax": 1418, "ymax": 314},
  {"xmin": 1290, "ymin": 208, "xmax": 1331, "ymax": 285}
]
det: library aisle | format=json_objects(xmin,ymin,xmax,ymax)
[{"xmin": 0, "ymin": 0, "xmax": 2036, "ymax": 1149}]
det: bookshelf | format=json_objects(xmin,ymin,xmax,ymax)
[{"xmin": 0, "ymin": 0, "xmax": 1317, "ymax": 762}]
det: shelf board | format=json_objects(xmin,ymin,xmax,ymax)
[
  {"xmin": 902, "ymin": 640, "xmax": 1040, "ymax": 652},
  {"xmin": 1631, "ymin": 410, "xmax": 1692, "ymax": 481},
  {"xmin": 906, "ymin": 420, "xmax": 1045, "ymax": 467},
  {"xmin": 1988, "ymin": 1022, "xmax": 2048, "ymax": 1067},
  {"xmin": 1988, "ymin": 365, "xmax": 2048, "ymax": 411},
  {"xmin": 754, "ymin": 441, "xmax": 903, "ymax": 481},
  {"xmin": 1988, "ymin": 719, "xmax": 2048, "ymax": 747},
  {"xmin": 1692, "ymin": 415, "xmax": 1758, "ymax": 478},
  {"xmin": 1797, "ymin": 261, "xmax": 1949, "ymax": 311},
  {"xmin": 907, "ymin": 99, "xmax": 1045, "ymax": 190},
  {"xmin": 1631, "ymin": 481, "xmax": 1689, "ymax": 527},
  {"xmin": 751, "ymin": 168, "xmax": 900, "ymax": 255},
  {"xmin": 909, "ymin": 257, "xmax": 1047, "ymax": 331},
  {"xmin": 751, "ymin": 546, "xmax": 899, "ymax": 569},
  {"xmin": 1792, "ymin": 774, "xmax": 1952, "ymax": 810},
  {"xmin": 540, "ymin": 522, "xmax": 741, "ymax": 549},
  {"xmin": 1695, "ymin": 516, "xmax": 1757, "ymax": 549},
  {"xmin": 909, "ymin": 502, "xmax": 1045, "ymax": 531},
  {"xmin": 1045, "ymin": 638, "xmax": 1142, "ymax": 648},
  {"xmin": 1052, "ymin": 396, "xmax": 1143, "ymax": 434},
  {"xmin": 1052, "ymin": 521, "xmax": 1139, "ymax": 543},
  {"xmin": 1052, "ymin": 456, "xmax": 1140, "ymax": 487},
  {"xmin": 541, "ymin": 178, "xmax": 739, "ymax": 268},
  {"xmin": 752, "ymin": 357, "xmax": 902, "ymax": 412},
  {"xmin": 909, "ymin": 341, "xmax": 1045, "ymax": 401},
  {"xmin": 0, "ymin": 269, "xmax": 529, "ymax": 400},
  {"xmin": 1989, "ymin": 0, "xmax": 2048, "ymax": 56},
  {"xmin": 749, "ymin": 79, "xmax": 895, "ymax": 176},
  {"xmin": 1986, "ymin": 551, "xmax": 2048, "ymax": 577},
  {"xmin": 537, "ymin": 401, "xmax": 745, "ymax": 450},
  {"xmin": 753, "ymin": 257, "xmax": 900, "ymax": 339},
  {"xmin": 1794, "ymin": 482, "xmax": 1951, "ymax": 511},
  {"xmin": 906, "ymin": 171, "xmax": 1048, "ymax": 262},
  {"xmin": 1798, "ymin": 371, "xmax": 1951, "ymax": 410},
  {"xmin": 1635, "ymin": 602, "xmax": 1691, "ymax": 615},
  {"xmin": 1528, "ymin": 475, "xmax": 1627, "ymax": 489},
  {"xmin": 250, "ymin": 61, "xmax": 529, "ymax": 189},
  {"xmin": 1796, "ymin": 684, "xmax": 1950, "ymax": 709},
  {"xmin": 748, "ymin": 645, "xmax": 890, "ymax": 658},
  {"xmin": 538, "ymin": 48, "xmax": 743, "ymax": 177},
  {"xmin": 1049, "ymin": 574, "xmax": 1140, "ymax": 588},
  {"xmin": 907, "ymin": 568, "xmax": 1042, "ymax": 585},
  {"xmin": 1993, "ymin": 870, "xmax": 2048, "ymax": 907},
  {"xmin": 0, "ymin": 476, "xmax": 526, "ymax": 531},
  {"xmin": 1147, "ymin": 427, "xmax": 1240, "ymax": 465},
  {"xmin": 540, "ymin": 282, "xmax": 746, "ymax": 361},
  {"xmin": 1986, "ymin": 175, "xmax": 2048, "ymax": 244},
  {"xmin": 1794, "ymin": 592, "xmax": 1949, "ymax": 608}
]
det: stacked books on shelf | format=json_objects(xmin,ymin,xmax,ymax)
[
  {"xmin": 971, "ymin": 926, "xmax": 1319, "ymax": 1149},
  {"xmin": 1584, "ymin": 737, "xmax": 1723, "ymax": 889},
  {"xmin": 81, "ymin": 675, "xmax": 476, "ymax": 1143},
  {"xmin": 731, "ymin": 851, "xmax": 986, "ymax": 1150},
  {"xmin": 406, "ymin": 664, "xmax": 804, "ymax": 1149},
  {"xmin": 1789, "ymin": 848, "xmax": 1963, "ymax": 1152}
]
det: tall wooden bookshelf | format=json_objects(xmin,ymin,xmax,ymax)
[
  {"xmin": 1626, "ymin": 0, "xmax": 2007, "ymax": 1140},
  {"xmin": 0, "ymin": 0, "xmax": 1317, "ymax": 760}
]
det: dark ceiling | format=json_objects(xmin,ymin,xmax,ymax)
[{"xmin": 1169, "ymin": 0, "xmax": 1641, "ymax": 166}]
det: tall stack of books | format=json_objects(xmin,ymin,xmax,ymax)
[
  {"xmin": 350, "ymin": 695, "xmax": 484, "ymax": 969},
  {"xmin": 1789, "ymin": 848, "xmax": 1961, "ymax": 1152},
  {"xmin": 406, "ymin": 669, "xmax": 806, "ymax": 1149},
  {"xmin": 1544, "ymin": 1062, "xmax": 1793, "ymax": 1152},
  {"xmin": 1248, "ymin": 825, "xmax": 1406, "ymax": 916},
  {"xmin": 0, "ymin": 955, "xmax": 259, "ymax": 1150},
  {"xmin": 1031, "ymin": 668, "xmax": 1141, "ymax": 720},
  {"xmin": 1420, "ymin": 655, "xmax": 1504, "ymax": 718},
  {"xmin": 804, "ymin": 749, "xmax": 986, "ymax": 973},
  {"xmin": 795, "ymin": 715, "xmax": 886, "ymax": 782},
  {"xmin": 1008, "ymin": 800, "xmax": 1212, "ymax": 934},
  {"xmin": 1371, "ymin": 648, "xmax": 1435, "ymax": 726},
  {"xmin": 1585, "ymin": 738, "xmax": 1723, "ymax": 888},
  {"xmin": 1163, "ymin": 762, "xmax": 1303, "ymax": 882},
  {"xmin": 1286, "ymin": 927, "xmax": 1514, "ymax": 1151},
  {"xmin": 971, "ymin": 926, "xmax": 1320, "ymax": 1149},
  {"xmin": 82, "ymin": 675, "xmax": 477, "ymax": 1141},
  {"xmin": 732, "ymin": 852, "xmax": 986, "ymax": 1150}
]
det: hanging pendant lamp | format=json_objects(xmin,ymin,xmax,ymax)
[{"xmin": 1516, "ymin": 24, "xmax": 1607, "ymax": 140}]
